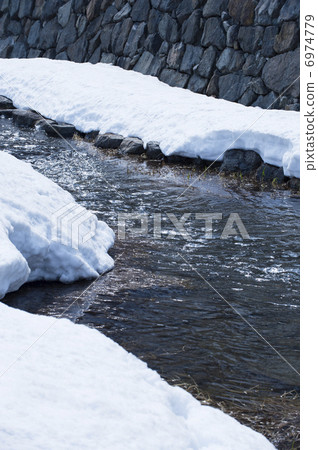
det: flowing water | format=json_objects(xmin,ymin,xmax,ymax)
[{"xmin": 1, "ymin": 117, "xmax": 300, "ymax": 447}]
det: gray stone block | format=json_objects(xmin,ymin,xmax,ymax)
[
  {"xmin": 216, "ymin": 48, "xmax": 245, "ymax": 73},
  {"xmin": 167, "ymin": 42, "xmax": 185, "ymax": 69},
  {"xmin": 159, "ymin": 68, "xmax": 189, "ymax": 87},
  {"xmin": 0, "ymin": 96, "xmax": 14, "ymax": 109},
  {"xmin": 278, "ymin": 0, "xmax": 300, "ymax": 22},
  {"xmin": 180, "ymin": 44, "xmax": 203, "ymax": 74},
  {"xmin": 146, "ymin": 141, "xmax": 163, "ymax": 159},
  {"xmin": 201, "ymin": 17, "xmax": 225, "ymax": 49},
  {"xmin": 58, "ymin": 0, "xmax": 72, "ymax": 27},
  {"xmin": 262, "ymin": 48, "xmax": 299, "ymax": 97},
  {"xmin": 13, "ymin": 110, "xmax": 42, "ymax": 128},
  {"xmin": 131, "ymin": 0, "xmax": 150, "ymax": 22},
  {"xmin": 238, "ymin": 26, "xmax": 264, "ymax": 53},
  {"xmin": 242, "ymin": 53, "xmax": 266, "ymax": 76},
  {"xmin": 196, "ymin": 46, "xmax": 217, "ymax": 78},
  {"xmin": 158, "ymin": 14, "xmax": 179, "ymax": 43},
  {"xmin": 182, "ymin": 10, "xmax": 202, "ymax": 45},
  {"xmin": 203, "ymin": 0, "xmax": 229, "ymax": 17},
  {"xmin": 261, "ymin": 26, "xmax": 279, "ymax": 57},
  {"xmin": 219, "ymin": 73, "xmax": 252, "ymax": 101},
  {"xmin": 220, "ymin": 149, "xmax": 263, "ymax": 174},
  {"xmin": 255, "ymin": 0, "xmax": 284, "ymax": 25},
  {"xmin": 188, "ymin": 74, "xmax": 208, "ymax": 93},
  {"xmin": 274, "ymin": 22, "xmax": 299, "ymax": 54}
]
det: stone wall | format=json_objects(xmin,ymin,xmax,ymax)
[{"xmin": 0, "ymin": 0, "xmax": 300, "ymax": 110}]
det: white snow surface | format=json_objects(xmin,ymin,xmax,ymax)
[
  {"xmin": 0, "ymin": 302, "xmax": 275, "ymax": 450},
  {"xmin": 0, "ymin": 151, "xmax": 114, "ymax": 299},
  {"xmin": 0, "ymin": 58, "xmax": 299, "ymax": 177}
]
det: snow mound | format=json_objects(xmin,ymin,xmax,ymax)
[
  {"xmin": 0, "ymin": 151, "xmax": 114, "ymax": 298},
  {"xmin": 0, "ymin": 58, "xmax": 299, "ymax": 177},
  {"xmin": 0, "ymin": 302, "xmax": 275, "ymax": 449}
]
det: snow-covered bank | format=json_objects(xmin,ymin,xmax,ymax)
[
  {"xmin": 0, "ymin": 152, "xmax": 114, "ymax": 299},
  {"xmin": 0, "ymin": 302, "xmax": 275, "ymax": 449},
  {"xmin": 0, "ymin": 59, "xmax": 299, "ymax": 178}
]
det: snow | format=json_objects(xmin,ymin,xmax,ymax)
[
  {"xmin": 0, "ymin": 302, "xmax": 275, "ymax": 449},
  {"xmin": 0, "ymin": 151, "xmax": 114, "ymax": 299},
  {"xmin": 0, "ymin": 58, "xmax": 299, "ymax": 178}
]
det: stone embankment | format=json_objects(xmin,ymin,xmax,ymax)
[{"xmin": 0, "ymin": 0, "xmax": 300, "ymax": 110}]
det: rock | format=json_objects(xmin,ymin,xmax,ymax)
[
  {"xmin": 201, "ymin": 17, "xmax": 225, "ymax": 50},
  {"xmin": 0, "ymin": 109, "xmax": 16, "ymax": 118},
  {"xmin": 158, "ymin": 40, "xmax": 170, "ymax": 56},
  {"xmin": 166, "ymin": 154, "xmax": 193, "ymax": 164},
  {"xmin": 256, "ymin": 163, "xmax": 285, "ymax": 183},
  {"xmin": 117, "ymin": 56, "xmax": 131, "ymax": 69},
  {"xmin": 133, "ymin": 50, "xmax": 155, "ymax": 73},
  {"xmin": 242, "ymin": 53, "xmax": 266, "ymax": 76},
  {"xmin": 167, "ymin": 42, "xmax": 185, "ymax": 69},
  {"xmin": 28, "ymin": 49, "xmax": 42, "ymax": 58},
  {"xmin": 220, "ymin": 149, "xmax": 263, "ymax": 174},
  {"xmin": 124, "ymin": 23, "xmax": 146, "ymax": 57},
  {"xmin": 289, "ymin": 177, "xmax": 300, "ymax": 191},
  {"xmin": 67, "ymin": 33, "xmax": 88, "ymax": 62},
  {"xmin": 58, "ymin": 0, "xmax": 72, "ymax": 27},
  {"xmin": 18, "ymin": 0, "xmax": 34, "ymax": 19},
  {"xmin": 114, "ymin": 3, "xmax": 131, "ymax": 21},
  {"xmin": 203, "ymin": 0, "xmax": 229, "ymax": 17},
  {"xmin": 180, "ymin": 44, "xmax": 203, "ymax": 74},
  {"xmin": 131, "ymin": 0, "xmax": 150, "ymax": 21},
  {"xmin": 252, "ymin": 91, "xmax": 279, "ymax": 109},
  {"xmin": 56, "ymin": 15, "xmax": 77, "ymax": 53},
  {"xmin": 255, "ymin": 0, "xmax": 284, "ymax": 25},
  {"xmin": 278, "ymin": 0, "xmax": 300, "ymax": 22},
  {"xmin": 146, "ymin": 141, "xmax": 163, "ymax": 159},
  {"xmin": 238, "ymin": 88, "xmax": 257, "ymax": 106},
  {"xmin": 55, "ymin": 51, "xmax": 69, "ymax": 60},
  {"xmin": 86, "ymin": 15, "xmax": 103, "ymax": 40},
  {"xmin": 238, "ymin": 26, "xmax": 264, "ymax": 53},
  {"xmin": 0, "ymin": 96, "xmax": 14, "ymax": 109},
  {"xmin": 228, "ymin": 0, "xmax": 256, "ymax": 25},
  {"xmin": 188, "ymin": 74, "xmax": 208, "ymax": 93},
  {"xmin": 95, "ymin": 133, "xmax": 124, "ymax": 149},
  {"xmin": 158, "ymin": 13, "xmax": 179, "ymax": 43},
  {"xmin": 119, "ymin": 137, "xmax": 145, "ymax": 155},
  {"xmin": 9, "ymin": 0, "xmax": 20, "ymax": 19},
  {"xmin": 176, "ymin": 0, "xmax": 197, "ymax": 23},
  {"xmin": 144, "ymin": 33, "xmax": 163, "ymax": 54},
  {"xmin": 113, "ymin": 18, "xmax": 133, "ymax": 55},
  {"xmin": 100, "ymin": 24, "xmax": 114, "ymax": 52},
  {"xmin": 261, "ymin": 26, "xmax": 279, "ymax": 57},
  {"xmin": 196, "ymin": 46, "xmax": 217, "ymax": 78},
  {"xmin": 101, "ymin": 52, "xmax": 117, "ymax": 64},
  {"xmin": 226, "ymin": 24, "xmax": 239, "ymax": 47},
  {"xmin": 10, "ymin": 41, "xmax": 27, "ymax": 58},
  {"xmin": 7, "ymin": 20, "xmax": 22, "ymax": 35},
  {"xmin": 85, "ymin": 130, "xmax": 99, "ymax": 141},
  {"xmin": 77, "ymin": 15, "xmax": 87, "ymax": 36},
  {"xmin": 249, "ymin": 78, "xmax": 269, "ymax": 95},
  {"xmin": 182, "ymin": 10, "xmax": 202, "ymax": 45},
  {"xmin": 0, "ymin": 0, "xmax": 9, "ymax": 13},
  {"xmin": 216, "ymin": 47, "xmax": 245, "ymax": 73},
  {"xmin": 41, "ymin": 121, "xmax": 76, "ymax": 138},
  {"xmin": 159, "ymin": 0, "xmax": 179, "ymax": 12},
  {"xmin": 88, "ymin": 32, "xmax": 101, "ymax": 58},
  {"xmin": 0, "ymin": 13, "xmax": 9, "ymax": 38},
  {"xmin": 39, "ymin": 18, "xmax": 59, "ymax": 50},
  {"xmin": 206, "ymin": 72, "xmax": 219, "ymax": 96},
  {"xmin": 262, "ymin": 49, "xmax": 300, "ymax": 97},
  {"xmin": 41, "ymin": 0, "xmax": 64, "ymax": 21},
  {"xmin": 12, "ymin": 110, "xmax": 42, "ymax": 128},
  {"xmin": 274, "ymin": 22, "xmax": 299, "ymax": 54},
  {"xmin": 86, "ymin": 0, "xmax": 102, "ymax": 22},
  {"xmin": 102, "ymin": 5, "xmax": 118, "ymax": 24},
  {"xmin": 0, "ymin": 37, "xmax": 16, "ymax": 58},
  {"xmin": 159, "ymin": 68, "xmax": 189, "ymax": 87},
  {"xmin": 148, "ymin": 9, "xmax": 162, "ymax": 33},
  {"xmin": 218, "ymin": 73, "xmax": 252, "ymax": 101},
  {"xmin": 27, "ymin": 21, "xmax": 41, "ymax": 47}
]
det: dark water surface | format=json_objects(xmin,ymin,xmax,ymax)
[{"xmin": 1, "ymin": 118, "xmax": 299, "ymax": 441}]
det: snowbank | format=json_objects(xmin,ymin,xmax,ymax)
[
  {"xmin": 0, "ymin": 302, "xmax": 275, "ymax": 449},
  {"xmin": 0, "ymin": 151, "xmax": 114, "ymax": 299},
  {"xmin": 0, "ymin": 59, "xmax": 299, "ymax": 177}
]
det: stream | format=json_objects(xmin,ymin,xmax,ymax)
[{"xmin": 0, "ymin": 117, "xmax": 300, "ymax": 448}]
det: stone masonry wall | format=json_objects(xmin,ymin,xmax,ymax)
[{"xmin": 0, "ymin": 0, "xmax": 299, "ymax": 110}]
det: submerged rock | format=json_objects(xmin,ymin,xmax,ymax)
[
  {"xmin": 40, "ymin": 121, "xmax": 76, "ymax": 138},
  {"xmin": 119, "ymin": 137, "xmax": 145, "ymax": 155},
  {"xmin": 12, "ymin": 110, "xmax": 42, "ymax": 128},
  {"xmin": 146, "ymin": 141, "xmax": 164, "ymax": 160},
  {"xmin": 95, "ymin": 132, "xmax": 124, "ymax": 149},
  {"xmin": 220, "ymin": 149, "xmax": 263, "ymax": 174},
  {"xmin": 0, "ymin": 95, "xmax": 14, "ymax": 109}
]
